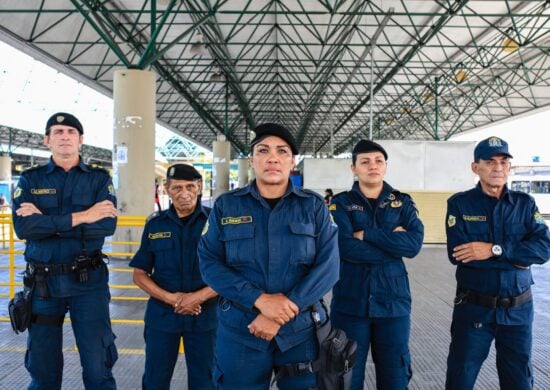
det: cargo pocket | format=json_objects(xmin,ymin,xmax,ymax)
[
  {"xmin": 220, "ymin": 224, "xmax": 255, "ymax": 265},
  {"xmin": 213, "ymin": 362, "xmax": 224, "ymax": 385},
  {"xmin": 103, "ymin": 332, "xmax": 118, "ymax": 369},
  {"xmin": 402, "ymin": 352, "xmax": 412, "ymax": 382}
]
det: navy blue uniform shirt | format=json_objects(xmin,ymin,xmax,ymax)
[
  {"xmin": 12, "ymin": 157, "xmax": 117, "ymax": 296},
  {"xmin": 330, "ymin": 181, "xmax": 424, "ymax": 318},
  {"xmin": 130, "ymin": 203, "xmax": 216, "ymax": 333},
  {"xmin": 198, "ymin": 180, "xmax": 339, "ymax": 352},
  {"xmin": 446, "ymin": 183, "xmax": 550, "ymax": 325}
]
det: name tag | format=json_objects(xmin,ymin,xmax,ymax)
[
  {"xmin": 148, "ymin": 232, "xmax": 171, "ymax": 239},
  {"xmin": 31, "ymin": 189, "xmax": 56, "ymax": 195},
  {"xmin": 221, "ymin": 216, "xmax": 253, "ymax": 225}
]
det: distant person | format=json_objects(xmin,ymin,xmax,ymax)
[
  {"xmin": 0, "ymin": 193, "xmax": 6, "ymax": 207},
  {"xmin": 12, "ymin": 112, "xmax": 118, "ymax": 389},
  {"xmin": 198, "ymin": 123, "xmax": 339, "ymax": 389},
  {"xmin": 131, "ymin": 164, "xmax": 217, "ymax": 390},
  {"xmin": 329, "ymin": 139, "xmax": 424, "ymax": 389},
  {"xmin": 445, "ymin": 136, "xmax": 550, "ymax": 389},
  {"xmin": 154, "ymin": 179, "xmax": 162, "ymax": 212},
  {"xmin": 324, "ymin": 188, "xmax": 333, "ymax": 205}
]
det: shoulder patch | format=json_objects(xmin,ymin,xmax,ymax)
[
  {"xmin": 534, "ymin": 212, "xmax": 545, "ymax": 225},
  {"xmin": 447, "ymin": 214, "xmax": 456, "ymax": 228},
  {"xmin": 14, "ymin": 186, "xmax": 22, "ymax": 199},
  {"xmin": 201, "ymin": 221, "xmax": 209, "ymax": 235}
]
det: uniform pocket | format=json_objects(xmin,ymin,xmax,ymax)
[
  {"xmin": 220, "ymin": 225, "xmax": 255, "ymax": 265},
  {"xmin": 102, "ymin": 332, "xmax": 118, "ymax": 368},
  {"xmin": 149, "ymin": 238, "xmax": 174, "ymax": 264},
  {"xmin": 289, "ymin": 223, "xmax": 316, "ymax": 264},
  {"xmin": 72, "ymin": 192, "xmax": 95, "ymax": 211},
  {"xmin": 379, "ymin": 263, "xmax": 410, "ymax": 299},
  {"xmin": 35, "ymin": 194, "xmax": 58, "ymax": 212}
]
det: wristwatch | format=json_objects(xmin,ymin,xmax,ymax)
[{"xmin": 491, "ymin": 244, "xmax": 503, "ymax": 257}]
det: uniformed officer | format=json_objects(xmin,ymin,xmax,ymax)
[
  {"xmin": 329, "ymin": 140, "xmax": 424, "ymax": 389},
  {"xmin": 12, "ymin": 112, "xmax": 118, "ymax": 389},
  {"xmin": 445, "ymin": 136, "xmax": 550, "ymax": 390},
  {"xmin": 198, "ymin": 123, "xmax": 340, "ymax": 389},
  {"xmin": 130, "ymin": 164, "xmax": 217, "ymax": 390}
]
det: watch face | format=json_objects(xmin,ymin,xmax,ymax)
[{"xmin": 492, "ymin": 245, "xmax": 502, "ymax": 256}]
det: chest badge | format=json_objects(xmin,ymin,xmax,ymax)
[{"xmin": 390, "ymin": 200, "xmax": 402, "ymax": 208}]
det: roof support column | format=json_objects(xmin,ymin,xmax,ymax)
[
  {"xmin": 212, "ymin": 135, "xmax": 231, "ymax": 201},
  {"xmin": 238, "ymin": 157, "xmax": 249, "ymax": 188},
  {"xmin": 112, "ymin": 68, "xmax": 156, "ymax": 247},
  {"xmin": 0, "ymin": 153, "xmax": 11, "ymax": 182}
]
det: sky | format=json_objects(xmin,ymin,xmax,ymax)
[
  {"xmin": 0, "ymin": 40, "xmax": 208, "ymax": 156},
  {"xmin": 1, "ymin": 39, "xmax": 549, "ymax": 166}
]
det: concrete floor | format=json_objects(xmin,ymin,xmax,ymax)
[{"xmin": 0, "ymin": 245, "xmax": 549, "ymax": 389}]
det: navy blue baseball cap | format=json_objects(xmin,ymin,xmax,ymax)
[
  {"xmin": 474, "ymin": 136, "xmax": 513, "ymax": 161},
  {"xmin": 250, "ymin": 123, "xmax": 299, "ymax": 155},
  {"xmin": 45, "ymin": 112, "xmax": 83, "ymax": 135}
]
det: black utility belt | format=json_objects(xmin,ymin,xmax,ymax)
[
  {"xmin": 455, "ymin": 287, "xmax": 532, "ymax": 309},
  {"xmin": 28, "ymin": 254, "xmax": 106, "ymax": 276}
]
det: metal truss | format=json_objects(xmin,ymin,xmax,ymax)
[
  {"xmin": 0, "ymin": 125, "xmax": 112, "ymax": 168},
  {"xmin": 0, "ymin": 1, "xmax": 548, "ymax": 155}
]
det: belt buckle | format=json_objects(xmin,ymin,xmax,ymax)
[
  {"xmin": 297, "ymin": 362, "xmax": 313, "ymax": 374},
  {"xmin": 497, "ymin": 297, "xmax": 512, "ymax": 308}
]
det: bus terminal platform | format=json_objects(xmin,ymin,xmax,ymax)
[{"xmin": 0, "ymin": 245, "xmax": 548, "ymax": 389}]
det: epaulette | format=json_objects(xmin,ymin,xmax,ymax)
[
  {"xmin": 332, "ymin": 191, "xmax": 349, "ymax": 200},
  {"xmin": 146, "ymin": 211, "xmax": 161, "ymax": 223},
  {"xmin": 89, "ymin": 164, "xmax": 110, "ymax": 173},
  {"xmin": 448, "ymin": 191, "xmax": 468, "ymax": 202},
  {"xmin": 301, "ymin": 188, "xmax": 324, "ymax": 201},
  {"xmin": 21, "ymin": 163, "xmax": 43, "ymax": 174}
]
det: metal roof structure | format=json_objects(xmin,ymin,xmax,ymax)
[
  {"xmin": 0, "ymin": 1, "xmax": 549, "ymax": 156},
  {"xmin": 0, "ymin": 125, "xmax": 113, "ymax": 169}
]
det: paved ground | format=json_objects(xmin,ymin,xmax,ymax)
[{"xmin": 0, "ymin": 245, "xmax": 548, "ymax": 389}]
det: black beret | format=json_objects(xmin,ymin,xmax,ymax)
[
  {"xmin": 45, "ymin": 112, "xmax": 83, "ymax": 135},
  {"xmin": 251, "ymin": 123, "xmax": 299, "ymax": 155},
  {"xmin": 352, "ymin": 139, "xmax": 388, "ymax": 160},
  {"xmin": 166, "ymin": 164, "xmax": 202, "ymax": 181}
]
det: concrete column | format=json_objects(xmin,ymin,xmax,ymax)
[
  {"xmin": 212, "ymin": 134, "xmax": 231, "ymax": 200},
  {"xmin": 112, "ymin": 69, "xmax": 156, "ymax": 250},
  {"xmin": 237, "ymin": 158, "xmax": 249, "ymax": 188},
  {"xmin": 0, "ymin": 154, "xmax": 11, "ymax": 181}
]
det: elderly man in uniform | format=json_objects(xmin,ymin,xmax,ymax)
[
  {"xmin": 12, "ymin": 112, "xmax": 118, "ymax": 389},
  {"xmin": 130, "ymin": 164, "xmax": 217, "ymax": 390},
  {"xmin": 445, "ymin": 136, "xmax": 550, "ymax": 390},
  {"xmin": 329, "ymin": 139, "xmax": 424, "ymax": 389},
  {"xmin": 198, "ymin": 123, "xmax": 340, "ymax": 389}
]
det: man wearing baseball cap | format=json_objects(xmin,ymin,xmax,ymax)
[
  {"xmin": 131, "ymin": 164, "xmax": 217, "ymax": 389},
  {"xmin": 12, "ymin": 112, "xmax": 118, "ymax": 389},
  {"xmin": 199, "ymin": 123, "xmax": 339, "ymax": 389},
  {"xmin": 445, "ymin": 136, "xmax": 550, "ymax": 389}
]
